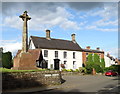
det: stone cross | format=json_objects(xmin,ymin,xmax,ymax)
[{"xmin": 19, "ymin": 11, "xmax": 31, "ymax": 53}]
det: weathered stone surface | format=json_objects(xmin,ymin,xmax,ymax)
[
  {"xmin": 13, "ymin": 11, "xmax": 38, "ymax": 70},
  {"xmin": 12, "ymin": 52, "xmax": 38, "ymax": 70},
  {"xmin": 2, "ymin": 71, "xmax": 62, "ymax": 90}
]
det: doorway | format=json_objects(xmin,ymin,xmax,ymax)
[{"xmin": 54, "ymin": 59, "xmax": 60, "ymax": 70}]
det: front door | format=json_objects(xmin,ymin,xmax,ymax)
[{"xmin": 54, "ymin": 59, "xmax": 60, "ymax": 70}]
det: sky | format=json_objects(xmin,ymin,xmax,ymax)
[{"xmin": 0, "ymin": 1, "xmax": 119, "ymax": 58}]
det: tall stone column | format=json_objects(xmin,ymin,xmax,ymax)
[
  {"xmin": 12, "ymin": 11, "xmax": 38, "ymax": 70},
  {"xmin": 19, "ymin": 11, "xmax": 31, "ymax": 53}
]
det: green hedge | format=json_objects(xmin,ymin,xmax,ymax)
[
  {"xmin": 2, "ymin": 52, "xmax": 13, "ymax": 69},
  {"xmin": 104, "ymin": 65, "xmax": 120, "ymax": 74}
]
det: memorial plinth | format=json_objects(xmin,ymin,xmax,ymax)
[
  {"xmin": 12, "ymin": 52, "xmax": 37, "ymax": 70},
  {"xmin": 12, "ymin": 11, "xmax": 38, "ymax": 70}
]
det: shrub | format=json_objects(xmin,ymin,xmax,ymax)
[
  {"xmin": 85, "ymin": 64, "xmax": 93, "ymax": 74},
  {"xmin": 66, "ymin": 69, "xmax": 73, "ymax": 72},
  {"xmin": 93, "ymin": 64, "xmax": 103, "ymax": 73},
  {"xmin": 2, "ymin": 52, "xmax": 13, "ymax": 69},
  {"xmin": 62, "ymin": 69, "xmax": 67, "ymax": 72},
  {"xmin": 104, "ymin": 65, "xmax": 120, "ymax": 74},
  {"xmin": 79, "ymin": 67, "xmax": 87, "ymax": 73},
  {"xmin": 74, "ymin": 69, "xmax": 79, "ymax": 72}
]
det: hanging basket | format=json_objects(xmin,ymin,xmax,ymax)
[{"xmin": 61, "ymin": 64, "xmax": 65, "ymax": 68}]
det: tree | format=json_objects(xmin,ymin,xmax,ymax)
[
  {"xmin": 100, "ymin": 58, "xmax": 105, "ymax": 69},
  {"xmin": 93, "ymin": 54, "xmax": 100, "ymax": 65},
  {"xmin": 86, "ymin": 54, "xmax": 94, "ymax": 65},
  {"xmin": 85, "ymin": 53, "xmax": 104, "ymax": 73},
  {"xmin": 2, "ymin": 51, "xmax": 13, "ymax": 69}
]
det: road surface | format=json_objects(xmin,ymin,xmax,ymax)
[{"xmin": 32, "ymin": 75, "xmax": 119, "ymax": 94}]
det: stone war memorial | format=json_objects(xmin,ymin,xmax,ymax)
[{"xmin": 12, "ymin": 11, "xmax": 38, "ymax": 70}]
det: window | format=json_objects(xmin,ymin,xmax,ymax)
[
  {"xmin": 44, "ymin": 50, "xmax": 48, "ymax": 57},
  {"xmin": 86, "ymin": 53, "xmax": 88, "ymax": 55},
  {"xmin": 73, "ymin": 61, "xmax": 76, "ymax": 65},
  {"xmin": 55, "ymin": 51, "xmax": 58, "ymax": 58},
  {"xmin": 64, "ymin": 61, "xmax": 67, "ymax": 68},
  {"xmin": 64, "ymin": 61, "xmax": 67, "ymax": 64},
  {"xmin": 73, "ymin": 61, "xmax": 76, "ymax": 69},
  {"xmin": 63, "ymin": 52, "xmax": 67, "ymax": 58},
  {"xmin": 73, "ymin": 52, "xmax": 75, "ymax": 59}
]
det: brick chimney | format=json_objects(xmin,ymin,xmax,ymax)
[
  {"xmin": 71, "ymin": 34, "xmax": 76, "ymax": 43},
  {"xmin": 96, "ymin": 47, "xmax": 100, "ymax": 50},
  {"xmin": 46, "ymin": 29, "xmax": 51, "ymax": 40},
  {"xmin": 86, "ymin": 46, "xmax": 90, "ymax": 50}
]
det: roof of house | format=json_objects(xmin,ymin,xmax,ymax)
[
  {"xmin": 30, "ymin": 36, "xmax": 83, "ymax": 51},
  {"xmin": 15, "ymin": 49, "xmax": 41, "ymax": 60},
  {"xmin": 82, "ymin": 48, "xmax": 104, "ymax": 53}
]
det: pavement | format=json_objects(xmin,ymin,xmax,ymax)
[{"xmin": 3, "ymin": 75, "xmax": 120, "ymax": 94}]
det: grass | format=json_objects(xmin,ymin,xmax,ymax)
[{"xmin": 0, "ymin": 68, "xmax": 48, "ymax": 73}]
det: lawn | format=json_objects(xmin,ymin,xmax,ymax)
[{"xmin": 0, "ymin": 68, "xmax": 48, "ymax": 73}]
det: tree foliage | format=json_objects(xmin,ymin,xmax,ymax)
[
  {"xmin": 85, "ymin": 53, "xmax": 104, "ymax": 73},
  {"xmin": 2, "ymin": 52, "xmax": 13, "ymax": 69}
]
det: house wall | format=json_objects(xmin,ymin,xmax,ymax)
[
  {"xmin": 104, "ymin": 55, "xmax": 116, "ymax": 67},
  {"xmin": 29, "ymin": 39, "xmax": 82, "ymax": 70},
  {"xmin": 42, "ymin": 49, "xmax": 82, "ymax": 70}
]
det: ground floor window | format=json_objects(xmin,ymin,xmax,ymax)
[{"xmin": 73, "ymin": 61, "xmax": 76, "ymax": 69}]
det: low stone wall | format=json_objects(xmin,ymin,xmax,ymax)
[
  {"xmin": 2, "ymin": 71, "xmax": 62, "ymax": 90},
  {"xmin": 61, "ymin": 71, "xmax": 85, "ymax": 75}
]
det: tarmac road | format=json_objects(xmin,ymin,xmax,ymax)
[{"xmin": 32, "ymin": 75, "xmax": 119, "ymax": 94}]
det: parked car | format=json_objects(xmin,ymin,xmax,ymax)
[{"xmin": 105, "ymin": 70, "xmax": 118, "ymax": 76}]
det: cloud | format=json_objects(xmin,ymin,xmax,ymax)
[
  {"xmin": 96, "ymin": 28, "xmax": 118, "ymax": 32},
  {"xmin": 89, "ymin": 2, "xmax": 118, "ymax": 20},
  {"xmin": 93, "ymin": 19, "xmax": 118, "ymax": 27},
  {"xmin": 108, "ymin": 48, "xmax": 120, "ymax": 58},
  {"xmin": 3, "ymin": 4, "xmax": 80, "ymax": 31},
  {"xmin": 2, "ymin": 42, "xmax": 22, "ymax": 56},
  {"xmin": 66, "ymin": 2, "xmax": 104, "ymax": 11},
  {"xmin": 85, "ymin": 25, "xmax": 117, "ymax": 32},
  {"xmin": 3, "ymin": 16, "xmax": 22, "ymax": 29}
]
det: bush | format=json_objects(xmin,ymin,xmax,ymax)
[
  {"xmin": 85, "ymin": 64, "xmax": 93, "ymax": 74},
  {"xmin": 93, "ymin": 64, "xmax": 103, "ymax": 73},
  {"xmin": 66, "ymin": 69, "xmax": 73, "ymax": 72},
  {"xmin": 104, "ymin": 65, "xmax": 120, "ymax": 74},
  {"xmin": 62, "ymin": 69, "xmax": 67, "ymax": 72},
  {"xmin": 74, "ymin": 69, "xmax": 79, "ymax": 72},
  {"xmin": 79, "ymin": 67, "xmax": 87, "ymax": 73},
  {"xmin": 2, "ymin": 52, "xmax": 13, "ymax": 69}
]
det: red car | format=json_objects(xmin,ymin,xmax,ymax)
[{"xmin": 105, "ymin": 70, "xmax": 118, "ymax": 76}]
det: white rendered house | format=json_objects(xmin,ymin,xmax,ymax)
[
  {"xmin": 29, "ymin": 30, "xmax": 83, "ymax": 70},
  {"xmin": 104, "ymin": 55, "xmax": 116, "ymax": 67}
]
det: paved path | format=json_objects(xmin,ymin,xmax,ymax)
[{"xmin": 4, "ymin": 75, "xmax": 119, "ymax": 94}]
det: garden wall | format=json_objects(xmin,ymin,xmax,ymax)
[{"xmin": 2, "ymin": 70, "xmax": 62, "ymax": 90}]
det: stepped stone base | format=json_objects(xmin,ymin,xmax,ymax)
[{"xmin": 12, "ymin": 52, "xmax": 38, "ymax": 70}]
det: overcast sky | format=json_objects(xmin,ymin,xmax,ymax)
[{"xmin": 0, "ymin": 1, "xmax": 119, "ymax": 58}]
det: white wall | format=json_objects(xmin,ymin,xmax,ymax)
[
  {"xmin": 42, "ymin": 49, "xmax": 82, "ymax": 70},
  {"xmin": 104, "ymin": 55, "xmax": 116, "ymax": 67},
  {"xmin": 29, "ymin": 39, "xmax": 82, "ymax": 70}
]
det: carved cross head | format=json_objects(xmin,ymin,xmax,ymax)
[{"xmin": 19, "ymin": 11, "xmax": 31, "ymax": 21}]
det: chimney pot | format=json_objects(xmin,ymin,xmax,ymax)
[
  {"xmin": 46, "ymin": 29, "xmax": 50, "ymax": 40},
  {"xmin": 71, "ymin": 34, "xmax": 76, "ymax": 42},
  {"xmin": 86, "ymin": 46, "xmax": 90, "ymax": 50},
  {"xmin": 96, "ymin": 47, "xmax": 100, "ymax": 50}
]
